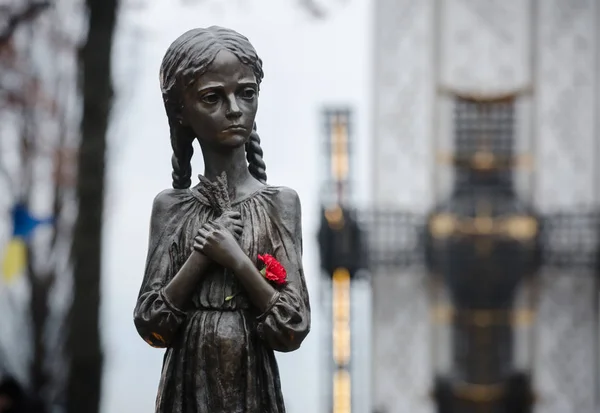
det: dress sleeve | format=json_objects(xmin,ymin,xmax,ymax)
[
  {"xmin": 133, "ymin": 191, "xmax": 187, "ymax": 348},
  {"xmin": 256, "ymin": 188, "xmax": 311, "ymax": 352}
]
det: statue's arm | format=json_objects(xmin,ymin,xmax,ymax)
[
  {"xmin": 252, "ymin": 187, "xmax": 311, "ymax": 352},
  {"xmin": 133, "ymin": 190, "xmax": 211, "ymax": 348},
  {"xmin": 162, "ymin": 250, "xmax": 210, "ymax": 310}
]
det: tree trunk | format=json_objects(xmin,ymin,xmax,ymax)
[{"xmin": 66, "ymin": 0, "xmax": 118, "ymax": 412}]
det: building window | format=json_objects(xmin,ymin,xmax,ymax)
[{"xmin": 453, "ymin": 96, "xmax": 516, "ymax": 192}]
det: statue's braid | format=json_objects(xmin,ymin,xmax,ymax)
[
  {"xmin": 169, "ymin": 115, "xmax": 194, "ymax": 189},
  {"xmin": 245, "ymin": 123, "xmax": 267, "ymax": 184}
]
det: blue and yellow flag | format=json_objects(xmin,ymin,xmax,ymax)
[{"xmin": 2, "ymin": 203, "xmax": 53, "ymax": 283}]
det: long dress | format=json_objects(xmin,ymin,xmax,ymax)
[{"xmin": 133, "ymin": 180, "xmax": 311, "ymax": 413}]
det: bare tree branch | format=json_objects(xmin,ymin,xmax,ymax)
[{"xmin": 0, "ymin": 1, "xmax": 52, "ymax": 44}]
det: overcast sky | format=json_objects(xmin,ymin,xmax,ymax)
[{"xmin": 102, "ymin": 1, "xmax": 373, "ymax": 412}]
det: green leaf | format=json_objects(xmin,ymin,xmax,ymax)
[{"xmin": 225, "ymin": 295, "xmax": 235, "ymax": 301}]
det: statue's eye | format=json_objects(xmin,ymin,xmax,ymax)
[
  {"xmin": 241, "ymin": 88, "xmax": 256, "ymax": 100},
  {"xmin": 201, "ymin": 93, "xmax": 219, "ymax": 104}
]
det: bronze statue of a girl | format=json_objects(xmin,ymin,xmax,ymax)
[{"xmin": 133, "ymin": 26, "xmax": 311, "ymax": 412}]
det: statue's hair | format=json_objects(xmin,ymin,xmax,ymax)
[{"xmin": 159, "ymin": 26, "xmax": 267, "ymax": 189}]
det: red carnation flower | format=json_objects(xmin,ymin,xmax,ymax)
[{"xmin": 258, "ymin": 254, "xmax": 287, "ymax": 285}]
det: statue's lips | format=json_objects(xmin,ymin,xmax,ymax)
[{"xmin": 223, "ymin": 126, "xmax": 247, "ymax": 133}]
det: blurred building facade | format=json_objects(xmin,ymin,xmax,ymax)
[{"xmin": 370, "ymin": 1, "xmax": 599, "ymax": 413}]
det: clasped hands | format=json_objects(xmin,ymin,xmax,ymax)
[{"xmin": 193, "ymin": 210, "xmax": 246, "ymax": 270}]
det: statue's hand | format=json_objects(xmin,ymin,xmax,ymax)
[
  {"xmin": 211, "ymin": 210, "xmax": 243, "ymax": 240},
  {"xmin": 193, "ymin": 222, "xmax": 246, "ymax": 270}
]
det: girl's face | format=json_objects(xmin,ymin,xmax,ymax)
[{"xmin": 181, "ymin": 49, "xmax": 258, "ymax": 150}]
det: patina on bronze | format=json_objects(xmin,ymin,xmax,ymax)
[{"xmin": 133, "ymin": 26, "xmax": 310, "ymax": 413}]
